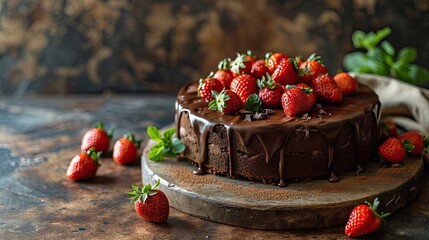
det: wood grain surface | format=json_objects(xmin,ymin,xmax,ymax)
[{"xmin": 0, "ymin": 95, "xmax": 428, "ymax": 239}]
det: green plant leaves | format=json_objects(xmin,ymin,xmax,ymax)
[
  {"xmin": 147, "ymin": 126, "xmax": 186, "ymax": 162},
  {"xmin": 344, "ymin": 27, "xmax": 429, "ymax": 87},
  {"xmin": 245, "ymin": 94, "xmax": 262, "ymax": 113}
]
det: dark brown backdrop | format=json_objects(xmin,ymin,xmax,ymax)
[{"xmin": 0, "ymin": 0, "xmax": 428, "ymax": 95}]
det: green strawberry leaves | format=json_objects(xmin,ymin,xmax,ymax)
[
  {"xmin": 128, "ymin": 179, "xmax": 160, "ymax": 203},
  {"xmin": 344, "ymin": 27, "xmax": 429, "ymax": 87},
  {"xmin": 147, "ymin": 126, "xmax": 185, "ymax": 162}
]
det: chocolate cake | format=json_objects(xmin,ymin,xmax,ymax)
[{"xmin": 176, "ymin": 80, "xmax": 381, "ymax": 186}]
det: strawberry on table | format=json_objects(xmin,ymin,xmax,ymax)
[
  {"xmin": 113, "ymin": 133, "xmax": 143, "ymax": 165},
  {"xmin": 213, "ymin": 58, "xmax": 235, "ymax": 89},
  {"xmin": 67, "ymin": 147, "xmax": 102, "ymax": 181},
  {"xmin": 208, "ymin": 89, "xmax": 243, "ymax": 115},
  {"xmin": 399, "ymin": 131, "xmax": 425, "ymax": 155},
  {"xmin": 310, "ymin": 75, "xmax": 342, "ymax": 104},
  {"xmin": 81, "ymin": 121, "xmax": 114, "ymax": 153},
  {"xmin": 281, "ymin": 85, "xmax": 314, "ymax": 117},
  {"xmin": 271, "ymin": 58, "xmax": 300, "ymax": 85},
  {"xmin": 266, "ymin": 52, "xmax": 288, "ymax": 74},
  {"xmin": 345, "ymin": 198, "xmax": 390, "ymax": 237},
  {"xmin": 198, "ymin": 74, "xmax": 224, "ymax": 102},
  {"xmin": 230, "ymin": 74, "xmax": 258, "ymax": 104},
  {"xmin": 299, "ymin": 53, "xmax": 328, "ymax": 83},
  {"xmin": 257, "ymin": 74, "xmax": 284, "ymax": 109},
  {"xmin": 378, "ymin": 137, "xmax": 411, "ymax": 163},
  {"xmin": 128, "ymin": 179, "xmax": 170, "ymax": 223},
  {"xmin": 333, "ymin": 72, "xmax": 358, "ymax": 95}
]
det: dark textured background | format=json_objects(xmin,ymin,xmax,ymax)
[{"xmin": 0, "ymin": 0, "xmax": 428, "ymax": 96}]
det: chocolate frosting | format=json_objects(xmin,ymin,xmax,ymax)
[{"xmin": 176, "ymin": 81, "xmax": 381, "ymax": 186}]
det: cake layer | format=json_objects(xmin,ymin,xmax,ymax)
[{"xmin": 176, "ymin": 81, "xmax": 381, "ymax": 186}]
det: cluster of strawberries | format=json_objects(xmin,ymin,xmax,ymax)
[
  {"xmin": 66, "ymin": 122, "xmax": 171, "ymax": 223},
  {"xmin": 378, "ymin": 119, "xmax": 428, "ymax": 164},
  {"xmin": 198, "ymin": 51, "xmax": 358, "ymax": 117},
  {"xmin": 345, "ymin": 121, "xmax": 428, "ymax": 237},
  {"xmin": 66, "ymin": 122, "xmax": 142, "ymax": 181}
]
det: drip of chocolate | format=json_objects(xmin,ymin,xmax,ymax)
[{"xmin": 176, "ymin": 81, "xmax": 381, "ymax": 186}]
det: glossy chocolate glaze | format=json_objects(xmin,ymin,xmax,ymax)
[{"xmin": 176, "ymin": 81, "xmax": 381, "ymax": 186}]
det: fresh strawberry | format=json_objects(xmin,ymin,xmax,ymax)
[
  {"xmin": 271, "ymin": 58, "xmax": 300, "ymax": 85},
  {"xmin": 299, "ymin": 53, "xmax": 328, "ymax": 83},
  {"xmin": 257, "ymin": 75, "xmax": 284, "ymax": 108},
  {"xmin": 281, "ymin": 86, "xmax": 314, "ymax": 117},
  {"xmin": 197, "ymin": 75, "xmax": 224, "ymax": 102},
  {"xmin": 128, "ymin": 179, "xmax": 170, "ymax": 223},
  {"xmin": 399, "ymin": 131, "xmax": 424, "ymax": 155},
  {"xmin": 294, "ymin": 83, "xmax": 316, "ymax": 110},
  {"xmin": 230, "ymin": 51, "xmax": 256, "ymax": 75},
  {"xmin": 81, "ymin": 122, "xmax": 114, "ymax": 153},
  {"xmin": 333, "ymin": 72, "xmax": 358, "ymax": 95},
  {"xmin": 67, "ymin": 148, "xmax": 102, "ymax": 181},
  {"xmin": 251, "ymin": 59, "xmax": 269, "ymax": 79},
  {"xmin": 310, "ymin": 75, "xmax": 342, "ymax": 103},
  {"xmin": 113, "ymin": 133, "xmax": 143, "ymax": 165},
  {"xmin": 381, "ymin": 119, "xmax": 398, "ymax": 140},
  {"xmin": 345, "ymin": 198, "xmax": 390, "ymax": 237},
  {"xmin": 230, "ymin": 74, "xmax": 258, "ymax": 104},
  {"xmin": 213, "ymin": 58, "xmax": 235, "ymax": 89},
  {"xmin": 378, "ymin": 137, "xmax": 408, "ymax": 163},
  {"xmin": 266, "ymin": 52, "xmax": 288, "ymax": 74},
  {"xmin": 208, "ymin": 89, "xmax": 243, "ymax": 115}
]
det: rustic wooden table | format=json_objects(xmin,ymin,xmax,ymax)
[{"xmin": 0, "ymin": 94, "xmax": 428, "ymax": 239}]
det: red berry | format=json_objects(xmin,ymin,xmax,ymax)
[
  {"xmin": 230, "ymin": 51, "xmax": 256, "ymax": 75},
  {"xmin": 345, "ymin": 198, "xmax": 390, "ymax": 237},
  {"xmin": 258, "ymin": 85, "xmax": 284, "ymax": 109},
  {"xmin": 230, "ymin": 74, "xmax": 258, "ymax": 104},
  {"xmin": 67, "ymin": 148, "xmax": 101, "ymax": 181},
  {"xmin": 271, "ymin": 58, "xmax": 300, "ymax": 85},
  {"xmin": 378, "ymin": 137, "xmax": 406, "ymax": 163},
  {"xmin": 208, "ymin": 89, "xmax": 244, "ymax": 115},
  {"xmin": 299, "ymin": 54, "xmax": 328, "ymax": 83},
  {"xmin": 213, "ymin": 58, "xmax": 235, "ymax": 89},
  {"xmin": 310, "ymin": 75, "xmax": 342, "ymax": 104},
  {"xmin": 250, "ymin": 59, "xmax": 269, "ymax": 79},
  {"xmin": 113, "ymin": 133, "xmax": 142, "ymax": 165},
  {"xmin": 281, "ymin": 86, "xmax": 313, "ymax": 117},
  {"xmin": 81, "ymin": 122, "xmax": 114, "ymax": 152},
  {"xmin": 295, "ymin": 83, "xmax": 316, "ymax": 110},
  {"xmin": 128, "ymin": 180, "xmax": 170, "ymax": 223},
  {"xmin": 198, "ymin": 77, "xmax": 224, "ymax": 102},
  {"xmin": 399, "ymin": 131, "xmax": 424, "ymax": 155},
  {"xmin": 266, "ymin": 52, "xmax": 288, "ymax": 74},
  {"xmin": 333, "ymin": 72, "xmax": 358, "ymax": 95},
  {"xmin": 381, "ymin": 119, "xmax": 398, "ymax": 140}
]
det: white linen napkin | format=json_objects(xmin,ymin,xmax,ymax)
[{"xmin": 353, "ymin": 73, "xmax": 429, "ymax": 164}]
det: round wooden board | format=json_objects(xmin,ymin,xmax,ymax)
[{"xmin": 141, "ymin": 132, "xmax": 424, "ymax": 230}]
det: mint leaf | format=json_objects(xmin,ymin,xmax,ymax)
[
  {"xmin": 148, "ymin": 144, "xmax": 165, "ymax": 162},
  {"xmin": 171, "ymin": 138, "xmax": 186, "ymax": 154},
  {"xmin": 163, "ymin": 128, "xmax": 176, "ymax": 140},
  {"xmin": 394, "ymin": 64, "xmax": 429, "ymax": 86},
  {"xmin": 245, "ymin": 94, "xmax": 262, "ymax": 113},
  {"xmin": 351, "ymin": 30, "xmax": 366, "ymax": 49},
  {"xmin": 147, "ymin": 126, "xmax": 186, "ymax": 162},
  {"xmin": 343, "ymin": 52, "xmax": 389, "ymax": 75},
  {"xmin": 147, "ymin": 126, "xmax": 162, "ymax": 142},
  {"xmin": 380, "ymin": 41, "xmax": 395, "ymax": 57},
  {"xmin": 396, "ymin": 47, "xmax": 417, "ymax": 65}
]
